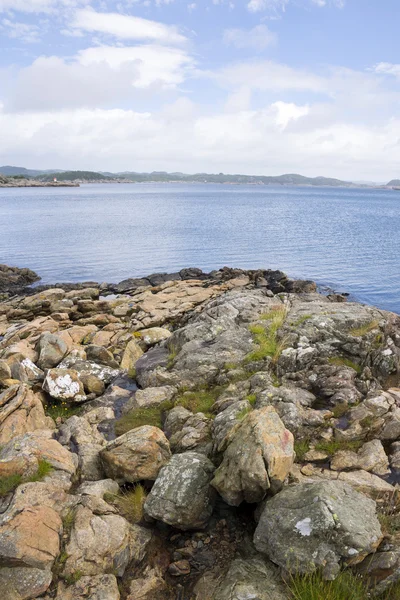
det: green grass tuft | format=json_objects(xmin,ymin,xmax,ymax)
[
  {"xmin": 0, "ymin": 459, "xmax": 53, "ymax": 498},
  {"xmin": 245, "ymin": 306, "xmax": 288, "ymax": 365},
  {"xmin": 331, "ymin": 404, "xmax": 349, "ymax": 419},
  {"xmin": 105, "ymin": 485, "xmax": 147, "ymax": 524},
  {"xmin": 292, "ymin": 315, "xmax": 312, "ymax": 327},
  {"xmin": 45, "ymin": 400, "xmax": 82, "ymax": 421},
  {"xmin": 246, "ymin": 393, "xmax": 257, "ymax": 406},
  {"xmin": 328, "ymin": 357, "xmax": 362, "ymax": 375},
  {"xmin": 175, "ymin": 387, "xmax": 223, "ymax": 416},
  {"xmin": 166, "ymin": 342, "xmax": 178, "ymax": 369},
  {"xmin": 287, "ymin": 570, "xmax": 369, "ymax": 600},
  {"xmin": 115, "ymin": 399, "xmax": 175, "ymax": 435},
  {"xmin": 349, "ymin": 320, "xmax": 379, "ymax": 337},
  {"xmin": 294, "ymin": 439, "xmax": 311, "ymax": 462},
  {"xmin": 314, "ymin": 439, "xmax": 363, "ymax": 456},
  {"xmin": 63, "ymin": 570, "xmax": 83, "ymax": 586}
]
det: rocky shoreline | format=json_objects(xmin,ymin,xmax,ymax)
[
  {"xmin": 0, "ymin": 264, "xmax": 399, "ymax": 600},
  {"xmin": 0, "ymin": 176, "xmax": 79, "ymax": 188}
]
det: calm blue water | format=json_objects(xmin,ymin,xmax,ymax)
[{"xmin": 0, "ymin": 183, "xmax": 399, "ymax": 314}]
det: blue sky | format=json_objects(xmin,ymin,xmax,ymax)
[{"xmin": 0, "ymin": 0, "xmax": 399, "ymax": 180}]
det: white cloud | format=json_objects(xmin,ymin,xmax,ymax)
[
  {"xmin": 71, "ymin": 8, "xmax": 187, "ymax": 44},
  {"xmin": 4, "ymin": 44, "xmax": 194, "ymax": 111},
  {"xmin": 247, "ymin": 0, "xmax": 288, "ymax": 13},
  {"xmin": 1, "ymin": 18, "xmax": 40, "ymax": 42},
  {"xmin": 0, "ymin": 0, "xmax": 89, "ymax": 13},
  {"xmin": 373, "ymin": 62, "xmax": 400, "ymax": 78},
  {"xmin": 272, "ymin": 100, "xmax": 309, "ymax": 128},
  {"xmin": 223, "ymin": 24, "xmax": 277, "ymax": 51}
]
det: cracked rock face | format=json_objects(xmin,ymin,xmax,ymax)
[
  {"xmin": 254, "ymin": 480, "xmax": 383, "ymax": 577},
  {"xmin": 211, "ymin": 406, "xmax": 294, "ymax": 506},
  {"xmin": 144, "ymin": 452, "xmax": 216, "ymax": 530}
]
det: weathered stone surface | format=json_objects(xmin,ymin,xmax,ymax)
[
  {"xmin": 58, "ymin": 415, "xmax": 106, "ymax": 480},
  {"xmin": 64, "ymin": 505, "xmax": 151, "ymax": 577},
  {"xmin": 169, "ymin": 412, "xmax": 212, "ymax": 455},
  {"xmin": 120, "ymin": 339, "xmax": 144, "ymax": 371},
  {"xmin": 212, "ymin": 557, "xmax": 288, "ymax": 600},
  {"xmin": 57, "ymin": 357, "xmax": 120, "ymax": 384},
  {"xmin": 77, "ymin": 479, "xmax": 119, "ymax": 498},
  {"xmin": 43, "ymin": 368, "xmax": 85, "ymax": 402},
  {"xmin": 0, "ymin": 359, "xmax": 11, "ymax": 381},
  {"xmin": 138, "ymin": 327, "xmax": 172, "ymax": 347},
  {"xmin": 10, "ymin": 357, "xmax": 44, "ymax": 385},
  {"xmin": 144, "ymin": 452, "xmax": 215, "ymax": 530},
  {"xmin": 0, "ymin": 384, "xmax": 54, "ymax": 445},
  {"xmin": 0, "ymin": 503, "xmax": 62, "ymax": 570},
  {"xmin": 331, "ymin": 439, "xmax": 390, "ymax": 476},
  {"xmin": 211, "ymin": 407, "xmax": 294, "ymax": 505},
  {"xmin": 101, "ymin": 426, "xmax": 171, "ymax": 483},
  {"xmin": 127, "ymin": 567, "xmax": 169, "ymax": 600},
  {"xmin": 297, "ymin": 463, "xmax": 395, "ymax": 497},
  {"xmin": 0, "ymin": 566, "xmax": 52, "ymax": 600},
  {"xmin": 37, "ymin": 332, "xmax": 68, "ymax": 370},
  {"xmin": 86, "ymin": 345, "xmax": 119, "ymax": 368},
  {"xmin": 79, "ymin": 373, "xmax": 105, "ymax": 396},
  {"xmin": 56, "ymin": 575, "xmax": 120, "ymax": 600},
  {"xmin": 0, "ymin": 430, "xmax": 76, "ymax": 477},
  {"xmin": 254, "ymin": 481, "xmax": 382, "ymax": 577},
  {"xmin": 135, "ymin": 385, "xmax": 176, "ymax": 408}
]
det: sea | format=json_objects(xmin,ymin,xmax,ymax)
[{"xmin": 0, "ymin": 183, "xmax": 399, "ymax": 314}]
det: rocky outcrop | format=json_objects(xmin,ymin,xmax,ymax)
[
  {"xmin": 0, "ymin": 264, "xmax": 40, "ymax": 292},
  {"xmin": 254, "ymin": 481, "xmax": 383, "ymax": 578},
  {"xmin": 0, "ymin": 265, "xmax": 399, "ymax": 598}
]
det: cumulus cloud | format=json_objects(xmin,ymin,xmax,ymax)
[
  {"xmin": 223, "ymin": 24, "xmax": 277, "ymax": 51},
  {"xmin": 1, "ymin": 100, "xmax": 399, "ymax": 180},
  {"xmin": 1, "ymin": 18, "xmax": 40, "ymax": 42},
  {"xmin": 247, "ymin": 0, "xmax": 288, "ymax": 13},
  {"xmin": 0, "ymin": 0, "xmax": 89, "ymax": 13},
  {"xmin": 4, "ymin": 44, "xmax": 194, "ymax": 111},
  {"xmin": 373, "ymin": 62, "xmax": 400, "ymax": 78},
  {"xmin": 70, "ymin": 8, "xmax": 187, "ymax": 44}
]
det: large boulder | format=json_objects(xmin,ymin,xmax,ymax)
[
  {"xmin": 0, "ymin": 384, "xmax": 54, "ymax": 445},
  {"xmin": 37, "ymin": 332, "xmax": 68, "ymax": 370},
  {"xmin": 144, "ymin": 452, "xmax": 215, "ymax": 530},
  {"xmin": 211, "ymin": 557, "xmax": 288, "ymax": 600},
  {"xmin": 100, "ymin": 426, "xmax": 171, "ymax": 484},
  {"xmin": 0, "ymin": 430, "xmax": 76, "ymax": 478},
  {"xmin": 254, "ymin": 480, "xmax": 382, "ymax": 578},
  {"xmin": 64, "ymin": 505, "xmax": 151, "ymax": 577},
  {"xmin": 211, "ymin": 407, "xmax": 294, "ymax": 505},
  {"xmin": 43, "ymin": 368, "xmax": 85, "ymax": 402}
]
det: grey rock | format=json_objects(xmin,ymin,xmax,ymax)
[
  {"xmin": 37, "ymin": 332, "xmax": 68, "ymax": 370},
  {"xmin": 212, "ymin": 557, "xmax": 288, "ymax": 600},
  {"xmin": 254, "ymin": 480, "xmax": 382, "ymax": 577},
  {"xmin": 56, "ymin": 574, "xmax": 120, "ymax": 600},
  {"xmin": 144, "ymin": 452, "xmax": 215, "ymax": 530}
]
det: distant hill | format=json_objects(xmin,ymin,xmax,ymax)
[
  {"xmin": 0, "ymin": 166, "xmax": 46, "ymax": 177},
  {"xmin": 37, "ymin": 171, "xmax": 111, "ymax": 182},
  {"xmin": 387, "ymin": 179, "xmax": 400, "ymax": 186},
  {"xmin": 0, "ymin": 165, "xmax": 368, "ymax": 187},
  {"xmin": 110, "ymin": 171, "xmax": 357, "ymax": 187}
]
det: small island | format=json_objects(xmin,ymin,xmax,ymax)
[{"xmin": 0, "ymin": 175, "xmax": 79, "ymax": 188}]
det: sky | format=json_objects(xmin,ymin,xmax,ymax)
[{"xmin": 0, "ymin": 0, "xmax": 399, "ymax": 180}]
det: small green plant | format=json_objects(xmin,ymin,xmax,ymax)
[
  {"xmin": 294, "ymin": 439, "xmax": 311, "ymax": 461},
  {"xmin": 166, "ymin": 342, "xmax": 178, "ymax": 369},
  {"xmin": 246, "ymin": 306, "xmax": 288, "ymax": 365},
  {"xmin": 62, "ymin": 509, "xmax": 76, "ymax": 537},
  {"xmin": 0, "ymin": 473, "xmax": 23, "ymax": 497},
  {"xmin": 314, "ymin": 439, "xmax": 363, "ymax": 456},
  {"xmin": 224, "ymin": 361, "xmax": 239, "ymax": 371},
  {"xmin": 63, "ymin": 570, "xmax": 83, "ymax": 586},
  {"xmin": 0, "ymin": 459, "xmax": 53, "ymax": 498},
  {"xmin": 349, "ymin": 320, "xmax": 379, "ymax": 337},
  {"xmin": 360, "ymin": 415, "xmax": 375, "ymax": 429},
  {"xmin": 45, "ymin": 400, "xmax": 81, "ymax": 421},
  {"xmin": 287, "ymin": 570, "xmax": 369, "ymax": 600},
  {"xmin": 292, "ymin": 315, "xmax": 312, "ymax": 327},
  {"xmin": 377, "ymin": 492, "xmax": 400, "ymax": 536},
  {"xmin": 175, "ymin": 387, "xmax": 224, "ymax": 417},
  {"xmin": 236, "ymin": 406, "xmax": 252, "ymax": 421},
  {"xmin": 332, "ymin": 404, "xmax": 349, "ymax": 419},
  {"xmin": 328, "ymin": 357, "xmax": 362, "ymax": 375},
  {"xmin": 115, "ymin": 399, "xmax": 175, "ymax": 435},
  {"xmin": 246, "ymin": 393, "xmax": 257, "ymax": 406},
  {"xmin": 105, "ymin": 485, "xmax": 147, "ymax": 524}
]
